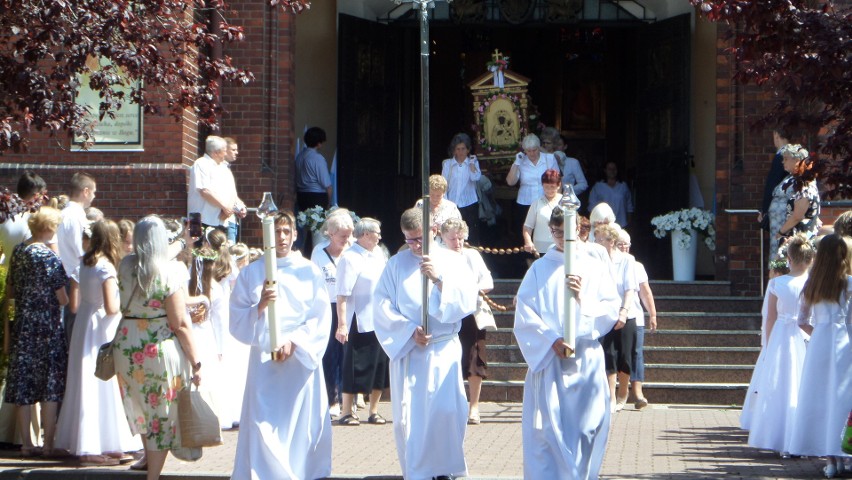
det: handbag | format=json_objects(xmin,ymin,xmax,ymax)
[
  {"xmin": 94, "ymin": 284, "xmax": 138, "ymax": 381},
  {"xmin": 473, "ymin": 296, "xmax": 497, "ymax": 331},
  {"xmin": 94, "ymin": 341, "xmax": 116, "ymax": 381},
  {"xmin": 178, "ymin": 386, "xmax": 223, "ymax": 448}
]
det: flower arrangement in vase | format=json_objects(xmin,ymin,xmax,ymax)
[
  {"xmin": 296, "ymin": 206, "xmax": 361, "ymax": 234},
  {"xmin": 650, "ymin": 208, "xmax": 716, "ymax": 250}
]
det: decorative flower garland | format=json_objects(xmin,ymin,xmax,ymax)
[{"xmin": 474, "ymin": 89, "xmax": 526, "ymax": 154}]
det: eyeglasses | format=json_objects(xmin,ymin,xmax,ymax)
[
  {"xmin": 549, "ymin": 227, "xmax": 564, "ymax": 238},
  {"xmin": 617, "ymin": 242, "xmax": 631, "ymax": 248},
  {"xmin": 404, "ymin": 236, "xmax": 423, "ymax": 245}
]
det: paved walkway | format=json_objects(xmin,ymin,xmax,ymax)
[{"xmin": 0, "ymin": 402, "xmax": 833, "ymax": 479}]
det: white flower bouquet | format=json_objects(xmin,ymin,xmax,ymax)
[
  {"xmin": 651, "ymin": 208, "xmax": 716, "ymax": 250},
  {"xmin": 296, "ymin": 206, "xmax": 361, "ymax": 234}
]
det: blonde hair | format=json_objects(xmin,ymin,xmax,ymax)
[
  {"xmin": 27, "ymin": 206, "xmax": 62, "ymax": 236},
  {"xmin": 802, "ymin": 234, "xmax": 852, "ymax": 305},
  {"xmin": 428, "ymin": 174, "xmax": 448, "ymax": 193},
  {"xmin": 594, "ymin": 223, "xmax": 621, "ymax": 243}
]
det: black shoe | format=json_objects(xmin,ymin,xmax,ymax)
[{"xmin": 433, "ymin": 476, "xmax": 452, "ymax": 480}]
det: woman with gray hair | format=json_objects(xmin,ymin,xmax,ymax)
[
  {"xmin": 114, "ymin": 215, "xmax": 203, "ymax": 478},
  {"xmin": 506, "ymin": 134, "xmax": 559, "ymax": 243},
  {"xmin": 767, "ymin": 144, "xmax": 820, "ymax": 260},
  {"xmin": 540, "ymin": 127, "xmax": 588, "ymax": 196},
  {"xmin": 334, "ymin": 218, "xmax": 389, "ymax": 425},
  {"xmin": 441, "ymin": 133, "xmax": 482, "ymax": 245},
  {"xmin": 310, "ymin": 208, "xmax": 355, "ymax": 418},
  {"xmin": 440, "ymin": 218, "xmax": 494, "ymax": 424}
]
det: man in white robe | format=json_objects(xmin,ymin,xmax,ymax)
[
  {"xmin": 514, "ymin": 208, "xmax": 622, "ymax": 480},
  {"xmin": 229, "ymin": 210, "xmax": 332, "ymax": 480},
  {"xmin": 374, "ymin": 207, "xmax": 478, "ymax": 480}
]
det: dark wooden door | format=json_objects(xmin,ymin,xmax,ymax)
[
  {"xmin": 631, "ymin": 14, "xmax": 691, "ymax": 280},
  {"xmin": 338, "ymin": 15, "xmax": 416, "ymax": 250}
]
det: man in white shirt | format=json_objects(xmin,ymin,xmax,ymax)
[
  {"xmin": 57, "ymin": 172, "xmax": 96, "ymax": 341},
  {"xmin": 223, "ymin": 136, "xmax": 246, "ymax": 243},
  {"xmin": 188, "ymin": 135, "xmax": 246, "ymax": 240}
]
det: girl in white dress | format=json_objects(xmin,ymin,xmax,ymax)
[
  {"xmin": 55, "ymin": 220, "xmax": 141, "ymax": 465},
  {"xmin": 744, "ymin": 235, "xmax": 813, "ymax": 456},
  {"xmin": 788, "ymin": 234, "xmax": 852, "ymax": 478}
]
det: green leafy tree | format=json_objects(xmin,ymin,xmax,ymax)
[
  {"xmin": 692, "ymin": 0, "xmax": 851, "ymax": 197},
  {"xmin": 0, "ymin": 0, "xmax": 310, "ymax": 153}
]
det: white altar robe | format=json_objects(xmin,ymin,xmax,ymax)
[
  {"xmin": 229, "ymin": 252, "xmax": 333, "ymax": 480},
  {"xmin": 373, "ymin": 247, "xmax": 478, "ymax": 480},
  {"xmin": 514, "ymin": 246, "xmax": 621, "ymax": 480}
]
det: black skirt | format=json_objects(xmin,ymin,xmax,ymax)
[
  {"xmin": 600, "ymin": 317, "xmax": 637, "ymax": 376},
  {"xmin": 341, "ymin": 315, "xmax": 389, "ymax": 394},
  {"xmin": 459, "ymin": 314, "xmax": 488, "ymax": 380}
]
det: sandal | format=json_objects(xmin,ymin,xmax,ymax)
[
  {"xmin": 80, "ymin": 455, "xmax": 121, "ymax": 467},
  {"xmin": 634, "ymin": 398, "xmax": 650, "ymax": 410},
  {"xmin": 129, "ymin": 456, "xmax": 148, "ymax": 471},
  {"xmin": 468, "ymin": 411, "xmax": 481, "ymax": 425},
  {"xmin": 367, "ymin": 413, "xmax": 387, "ymax": 425},
  {"xmin": 338, "ymin": 414, "xmax": 360, "ymax": 426}
]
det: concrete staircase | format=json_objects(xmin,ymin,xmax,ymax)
[{"xmin": 476, "ymin": 279, "xmax": 762, "ymax": 406}]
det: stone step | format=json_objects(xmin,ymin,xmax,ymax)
[
  {"xmin": 654, "ymin": 296, "xmax": 763, "ymax": 312},
  {"xmin": 643, "ymin": 346, "xmax": 760, "ymax": 365},
  {"xmin": 487, "ymin": 328, "xmax": 517, "ymax": 345},
  {"xmin": 487, "ymin": 362, "xmax": 529, "ymax": 381},
  {"xmin": 643, "ymin": 363, "xmax": 754, "ymax": 384},
  {"xmin": 646, "ymin": 280, "xmax": 732, "ymax": 296},
  {"xmin": 655, "ymin": 312, "xmax": 762, "ymax": 330},
  {"xmin": 488, "ymin": 279, "xmax": 734, "ymax": 298},
  {"xmin": 476, "ymin": 379, "xmax": 749, "ymax": 405},
  {"xmin": 644, "ymin": 330, "xmax": 761, "ymax": 348}
]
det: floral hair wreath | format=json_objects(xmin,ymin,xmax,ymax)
[{"xmin": 191, "ymin": 248, "xmax": 219, "ymax": 262}]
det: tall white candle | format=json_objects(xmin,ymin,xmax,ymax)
[
  {"xmin": 563, "ymin": 208, "xmax": 577, "ymax": 358},
  {"xmin": 262, "ymin": 215, "xmax": 278, "ymax": 357}
]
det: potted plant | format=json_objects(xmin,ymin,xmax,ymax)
[{"xmin": 650, "ymin": 208, "xmax": 715, "ymax": 281}]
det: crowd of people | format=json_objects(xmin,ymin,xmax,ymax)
[{"xmin": 0, "ymin": 125, "xmax": 846, "ymax": 480}]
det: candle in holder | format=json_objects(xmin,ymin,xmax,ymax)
[
  {"xmin": 256, "ymin": 192, "xmax": 279, "ymax": 360},
  {"xmin": 560, "ymin": 184, "xmax": 581, "ymax": 358}
]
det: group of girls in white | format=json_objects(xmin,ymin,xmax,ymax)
[{"xmin": 742, "ymin": 224, "xmax": 852, "ymax": 478}]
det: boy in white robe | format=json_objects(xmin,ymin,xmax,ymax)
[
  {"xmin": 229, "ymin": 210, "xmax": 333, "ymax": 480},
  {"xmin": 514, "ymin": 208, "xmax": 622, "ymax": 480},
  {"xmin": 374, "ymin": 207, "xmax": 478, "ymax": 480}
]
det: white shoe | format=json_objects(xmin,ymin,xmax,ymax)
[
  {"xmin": 329, "ymin": 404, "xmax": 341, "ymax": 417},
  {"xmin": 615, "ymin": 401, "xmax": 625, "ymax": 412},
  {"xmin": 823, "ymin": 464, "xmax": 837, "ymax": 479},
  {"xmin": 356, "ymin": 393, "xmax": 366, "ymax": 409}
]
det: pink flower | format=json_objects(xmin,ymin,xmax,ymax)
[
  {"xmin": 121, "ymin": 327, "xmax": 128, "ymax": 336},
  {"xmin": 151, "ymin": 418, "xmax": 160, "ymax": 434},
  {"xmin": 148, "ymin": 392, "xmax": 160, "ymax": 407},
  {"xmin": 165, "ymin": 388, "xmax": 177, "ymax": 402},
  {"xmin": 143, "ymin": 343, "xmax": 158, "ymax": 358},
  {"xmin": 132, "ymin": 351, "xmax": 145, "ymax": 365},
  {"xmin": 136, "ymin": 416, "xmax": 145, "ymax": 425},
  {"xmin": 148, "ymin": 299, "xmax": 162, "ymax": 308}
]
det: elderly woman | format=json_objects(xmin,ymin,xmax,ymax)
[
  {"xmin": 114, "ymin": 216, "xmax": 203, "ymax": 478},
  {"xmin": 310, "ymin": 209, "xmax": 354, "ymax": 418},
  {"xmin": 414, "ymin": 174, "xmax": 462, "ymax": 238},
  {"xmin": 540, "ymin": 127, "xmax": 587, "ymax": 196},
  {"xmin": 334, "ymin": 218, "xmax": 389, "ymax": 425},
  {"xmin": 3, "ymin": 207, "xmax": 68, "ymax": 457},
  {"xmin": 440, "ymin": 218, "xmax": 494, "ymax": 424},
  {"xmin": 594, "ymin": 223, "xmax": 638, "ymax": 413},
  {"xmin": 588, "ymin": 202, "xmax": 616, "ymax": 242},
  {"xmin": 767, "ymin": 144, "xmax": 820, "ymax": 260},
  {"xmin": 506, "ymin": 134, "xmax": 559, "ymax": 241},
  {"xmin": 441, "ymin": 133, "xmax": 482, "ymax": 245},
  {"xmin": 522, "ymin": 169, "xmax": 563, "ymax": 256}
]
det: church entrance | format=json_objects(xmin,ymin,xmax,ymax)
[{"xmin": 338, "ymin": 9, "xmax": 691, "ymax": 279}]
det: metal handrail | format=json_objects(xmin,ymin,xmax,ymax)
[{"xmin": 724, "ymin": 209, "xmax": 763, "ymax": 296}]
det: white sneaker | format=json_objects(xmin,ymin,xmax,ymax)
[
  {"xmin": 356, "ymin": 393, "xmax": 366, "ymax": 409},
  {"xmin": 823, "ymin": 464, "xmax": 837, "ymax": 479},
  {"xmin": 329, "ymin": 404, "xmax": 341, "ymax": 417}
]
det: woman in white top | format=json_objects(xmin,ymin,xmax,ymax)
[
  {"xmin": 414, "ymin": 175, "xmax": 462, "ymax": 241},
  {"xmin": 506, "ymin": 134, "xmax": 559, "ymax": 243},
  {"xmin": 594, "ymin": 223, "xmax": 638, "ymax": 413},
  {"xmin": 441, "ymin": 133, "xmax": 482, "ymax": 245},
  {"xmin": 743, "ymin": 235, "xmax": 813, "ymax": 457},
  {"xmin": 522, "ymin": 169, "xmax": 562, "ymax": 256},
  {"xmin": 334, "ymin": 218, "xmax": 389, "ymax": 425},
  {"xmin": 311, "ymin": 210, "xmax": 354, "ymax": 417},
  {"xmin": 788, "ymin": 234, "xmax": 852, "ymax": 478},
  {"xmin": 441, "ymin": 218, "xmax": 494, "ymax": 425}
]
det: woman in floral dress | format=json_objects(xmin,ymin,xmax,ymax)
[
  {"xmin": 767, "ymin": 144, "xmax": 820, "ymax": 260},
  {"xmin": 3, "ymin": 207, "xmax": 68, "ymax": 457},
  {"xmin": 114, "ymin": 216, "xmax": 203, "ymax": 480}
]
